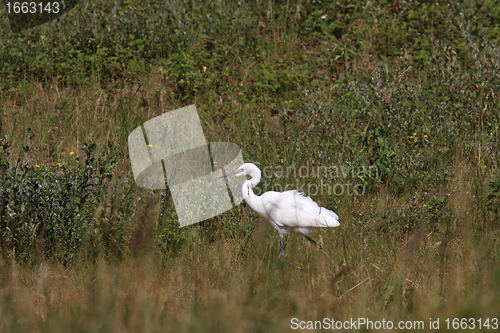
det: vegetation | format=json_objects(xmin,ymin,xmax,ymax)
[{"xmin": 1, "ymin": 0, "xmax": 499, "ymax": 331}]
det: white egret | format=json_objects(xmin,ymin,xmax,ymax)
[{"xmin": 223, "ymin": 163, "xmax": 339, "ymax": 261}]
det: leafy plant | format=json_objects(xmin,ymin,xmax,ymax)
[
  {"xmin": 487, "ymin": 180, "xmax": 500, "ymax": 220},
  {"xmin": 0, "ymin": 134, "xmax": 116, "ymax": 263}
]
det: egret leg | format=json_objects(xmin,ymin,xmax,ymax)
[
  {"xmin": 303, "ymin": 235, "xmax": 335, "ymax": 264},
  {"xmin": 278, "ymin": 234, "xmax": 285, "ymax": 258},
  {"xmin": 276, "ymin": 234, "xmax": 303, "ymax": 270}
]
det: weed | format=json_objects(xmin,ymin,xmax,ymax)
[{"xmin": 1, "ymin": 0, "xmax": 500, "ymax": 331}]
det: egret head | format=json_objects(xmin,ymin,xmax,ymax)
[
  {"xmin": 221, "ymin": 167, "xmax": 245, "ymax": 178},
  {"xmin": 221, "ymin": 163, "xmax": 261, "ymax": 179}
]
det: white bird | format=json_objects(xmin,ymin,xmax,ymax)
[{"xmin": 223, "ymin": 163, "xmax": 339, "ymax": 260}]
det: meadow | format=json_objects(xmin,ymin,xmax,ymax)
[{"xmin": 1, "ymin": 0, "xmax": 500, "ymax": 331}]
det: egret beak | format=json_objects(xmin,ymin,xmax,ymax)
[{"xmin": 219, "ymin": 168, "xmax": 243, "ymax": 179}]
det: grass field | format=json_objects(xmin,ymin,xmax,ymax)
[{"xmin": 1, "ymin": 0, "xmax": 500, "ymax": 331}]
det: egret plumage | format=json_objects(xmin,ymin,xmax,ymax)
[{"xmin": 223, "ymin": 163, "xmax": 339, "ymax": 260}]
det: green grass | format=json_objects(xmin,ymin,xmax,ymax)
[{"xmin": 1, "ymin": 0, "xmax": 500, "ymax": 331}]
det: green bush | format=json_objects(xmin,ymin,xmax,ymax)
[{"xmin": 0, "ymin": 134, "xmax": 116, "ymax": 262}]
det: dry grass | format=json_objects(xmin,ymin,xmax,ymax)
[
  {"xmin": 1, "ymin": 166, "xmax": 499, "ymax": 332},
  {"xmin": 1, "ymin": 2, "xmax": 500, "ymax": 331},
  {"xmin": 2, "ymin": 76, "xmax": 500, "ymax": 331}
]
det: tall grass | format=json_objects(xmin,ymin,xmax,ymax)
[{"xmin": 1, "ymin": 0, "xmax": 500, "ymax": 331}]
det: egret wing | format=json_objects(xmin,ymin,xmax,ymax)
[{"xmin": 262, "ymin": 190, "xmax": 339, "ymax": 228}]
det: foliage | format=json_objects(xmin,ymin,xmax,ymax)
[
  {"xmin": 487, "ymin": 180, "xmax": 500, "ymax": 219},
  {"xmin": 0, "ymin": 0, "xmax": 500, "ymax": 331},
  {"xmin": 0, "ymin": 134, "xmax": 116, "ymax": 262}
]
